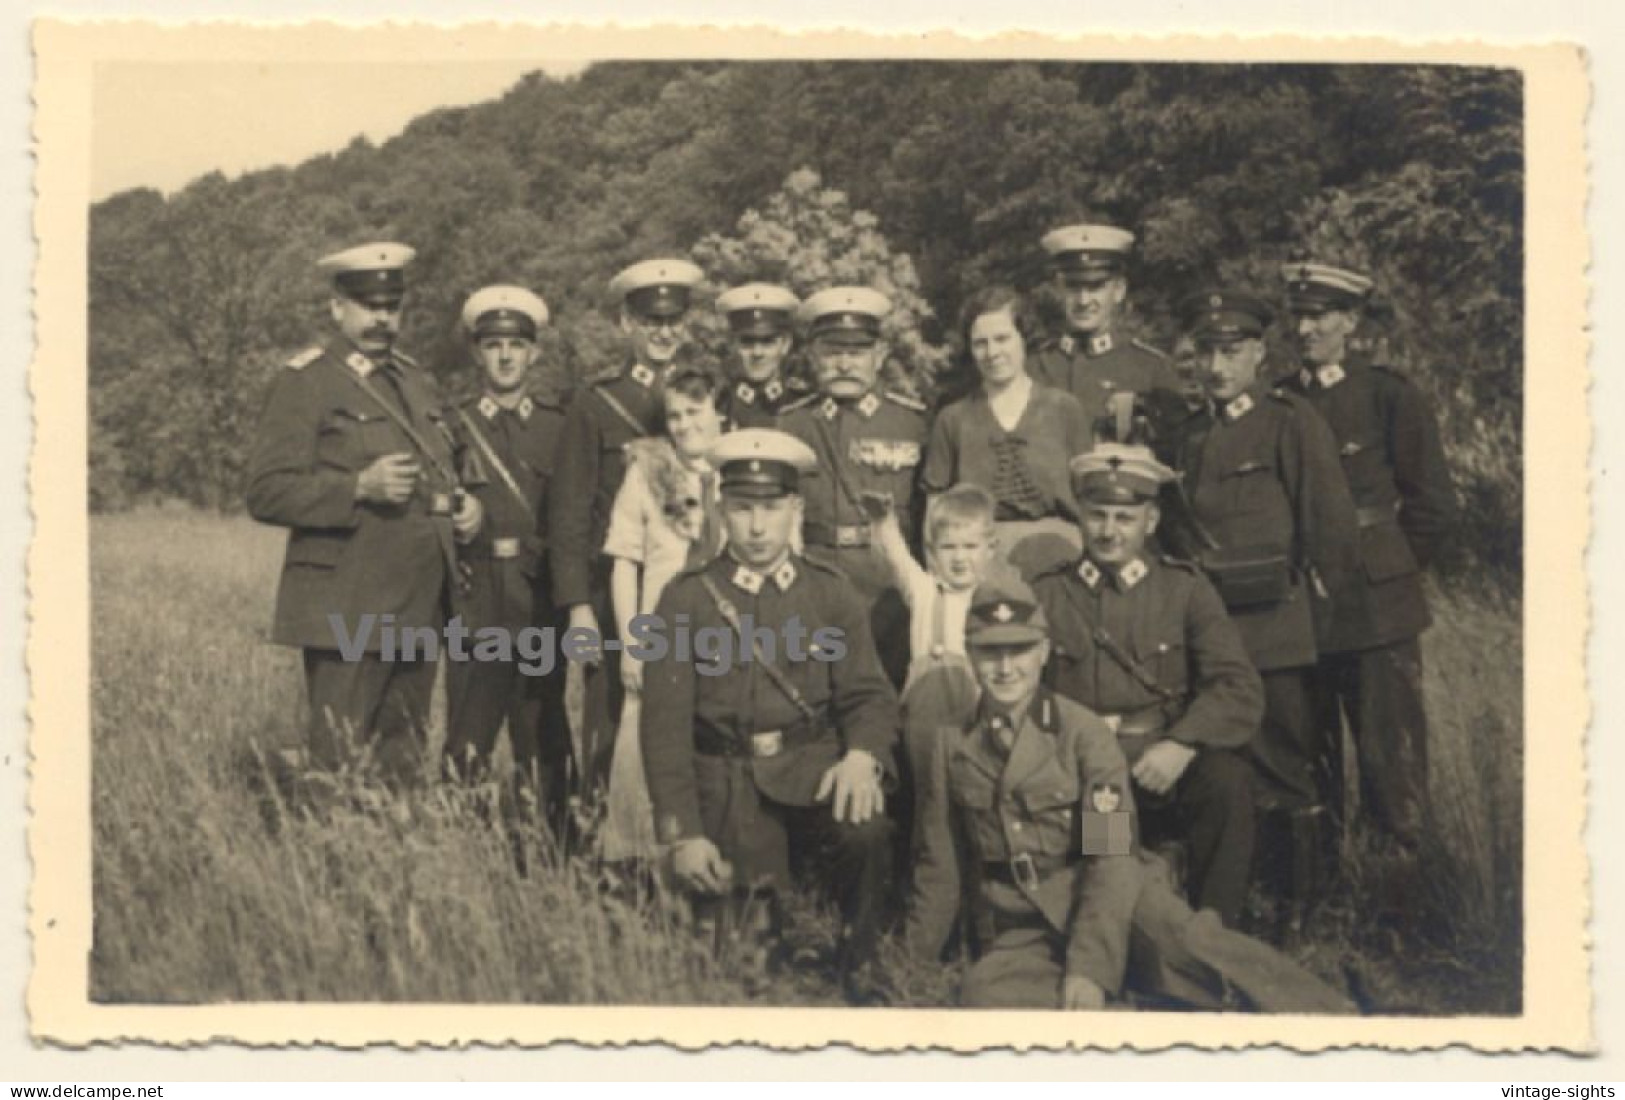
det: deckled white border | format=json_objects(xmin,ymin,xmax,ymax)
[{"xmin": 22, "ymin": 16, "xmax": 1594, "ymax": 1068}]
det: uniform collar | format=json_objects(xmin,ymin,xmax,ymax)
[
  {"xmin": 819, "ymin": 390, "xmax": 881, "ymax": 420},
  {"xmin": 1312, "ymin": 363, "xmax": 1347, "ymax": 389},
  {"xmin": 479, "ymin": 394, "xmax": 533, "ymax": 421},
  {"xmin": 344, "ymin": 350, "xmax": 378, "ymax": 378},
  {"xmin": 1219, "ymin": 391, "xmax": 1256, "ymax": 423},
  {"xmin": 1078, "ymin": 555, "xmax": 1148, "ymax": 590},
  {"xmin": 1059, "ymin": 329, "xmax": 1115, "ymax": 357},
  {"xmin": 736, "ymin": 377, "xmax": 785, "ymax": 406},
  {"xmin": 728, "ymin": 553, "xmax": 798, "ymax": 594}
]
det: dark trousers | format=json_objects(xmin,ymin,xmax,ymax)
[
  {"xmin": 443, "ymin": 650, "xmax": 571, "ymax": 807},
  {"xmin": 1138, "ymin": 748, "xmax": 1256, "ymax": 927},
  {"xmin": 696, "ymin": 756, "xmax": 895, "ymax": 976},
  {"xmin": 960, "ymin": 855, "xmax": 1353, "ymax": 1012},
  {"xmin": 576, "ymin": 577, "xmax": 625, "ymax": 799},
  {"xmin": 1316, "ymin": 638, "xmax": 1430, "ymax": 848},
  {"xmin": 780, "ymin": 804, "xmax": 894, "ymax": 972},
  {"xmin": 303, "ymin": 648, "xmax": 437, "ymax": 785},
  {"xmin": 1247, "ymin": 667, "xmax": 1329, "ymax": 812}
]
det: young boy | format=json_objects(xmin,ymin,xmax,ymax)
[{"xmin": 866, "ymin": 484, "xmax": 1003, "ymax": 851}]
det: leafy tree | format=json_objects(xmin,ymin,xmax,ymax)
[{"xmin": 690, "ymin": 168, "xmax": 947, "ymax": 397}]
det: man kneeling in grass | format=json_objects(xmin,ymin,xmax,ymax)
[{"xmin": 905, "ymin": 574, "xmax": 1355, "ymax": 1012}]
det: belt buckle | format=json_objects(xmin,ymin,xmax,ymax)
[
  {"xmin": 751, "ymin": 730, "xmax": 784, "ymax": 758},
  {"xmin": 835, "ymin": 525, "xmax": 866, "ymax": 548},
  {"xmin": 1010, "ymin": 852, "xmax": 1039, "ymax": 891},
  {"xmin": 1103, "ymin": 713, "xmax": 1123, "ymax": 734},
  {"xmin": 430, "ymin": 491, "xmax": 453, "ymax": 516},
  {"xmin": 492, "ymin": 537, "xmax": 521, "ymax": 559}
]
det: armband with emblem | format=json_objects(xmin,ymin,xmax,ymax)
[{"xmin": 1082, "ymin": 782, "xmax": 1133, "ymax": 856}]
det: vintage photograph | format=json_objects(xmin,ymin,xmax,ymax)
[{"xmin": 29, "ymin": 24, "xmax": 1589, "ymax": 1051}]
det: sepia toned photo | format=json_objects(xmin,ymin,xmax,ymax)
[{"xmin": 29, "ymin": 23, "xmax": 1589, "ymax": 1052}]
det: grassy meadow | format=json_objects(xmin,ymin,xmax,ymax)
[{"xmin": 89, "ymin": 508, "xmax": 1522, "ymax": 1012}]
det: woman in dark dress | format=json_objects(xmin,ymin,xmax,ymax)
[{"xmin": 921, "ymin": 286, "xmax": 1092, "ymax": 578}]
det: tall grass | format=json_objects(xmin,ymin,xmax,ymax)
[{"xmin": 89, "ymin": 509, "xmax": 1520, "ymax": 1011}]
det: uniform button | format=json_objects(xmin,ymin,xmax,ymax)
[{"xmin": 1011, "ymin": 821, "xmax": 1023, "ymax": 832}]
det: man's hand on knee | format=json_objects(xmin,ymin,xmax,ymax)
[
  {"xmin": 817, "ymin": 749, "xmax": 885, "ymax": 824},
  {"xmin": 672, "ymin": 836, "xmax": 732, "ymax": 895}
]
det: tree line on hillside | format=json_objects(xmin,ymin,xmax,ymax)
[{"xmin": 87, "ymin": 60, "xmax": 1523, "ymax": 578}]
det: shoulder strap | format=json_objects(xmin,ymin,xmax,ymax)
[
  {"xmin": 456, "ymin": 408, "xmax": 533, "ymax": 521},
  {"xmin": 698, "ymin": 573, "xmax": 818, "ymax": 724},
  {"xmin": 595, "ymin": 383, "xmax": 648, "ymax": 437}
]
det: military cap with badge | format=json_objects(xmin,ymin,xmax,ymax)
[
  {"xmin": 461, "ymin": 285, "xmax": 550, "ymax": 340},
  {"xmin": 318, "ymin": 241, "xmax": 416, "ymax": 306},
  {"xmin": 710, "ymin": 427, "xmax": 818, "ymax": 499},
  {"xmin": 610, "ymin": 257, "xmax": 705, "ymax": 319},
  {"xmin": 798, "ymin": 286, "xmax": 892, "ymax": 345},
  {"xmin": 1042, "ymin": 223, "xmax": 1135, "ymax": 286}
]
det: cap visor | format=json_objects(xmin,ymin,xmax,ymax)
[{"xmin": 967, "ymin": 624, "xmax": 1048, "ymax": 647}]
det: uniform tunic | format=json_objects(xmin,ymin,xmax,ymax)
[
  {"xmin": 443, "ymin": 391, "xmax": 568, "ymax": 791},
  {"xmin": 722, "ymin": 373, "xmax": 810, "ymax": 430},
  {"xmin": 1033, "ymin": 553, "xmax": 1263, "ymax": 923},
  {"xmin": 1284, "ymin": 358, "xmax": 1454, "ymax": 652},
  {"xmin": 641, "ymin": 551, "xmax": 899, "ymax": 871},
  {"xmin": 1171, "ymin": 381, "xmax": 1360, "ymax": 814},
  {"xmin": 1174, "ymin": 383, "xmax": 1360, "ymax": 673},
  {"xmin": 907, "ymin": 692, "xmax": 1352, "ymax": 1012},
  {"xmin": 1028, "ymin": 329, "xmax": 1181, "ymax": 432},
  {"xmin": 780, "ymin": 387, "xmax": 930, "ymax": 601},
  {"xmin": 245, "ymin": 340, "xmax": 460, "ymax": 778},
  {"xmin": 1285, "ymin": 357, "xmax": 1455, "ymax": 847},
  {"xmin": 640, "ymin": 551, "xmax": 899, "ymax": 967}
]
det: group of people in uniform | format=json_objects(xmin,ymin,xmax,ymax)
[{"xmin": 246, "ymin": 220, "xmax": 1454, "ymax": 1012}]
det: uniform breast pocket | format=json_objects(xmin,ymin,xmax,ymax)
[
  {"xmin": 1017, "ymin": 765, "xmax": 1081, "ymax": 858},
  {"xmin": 1136, "ymin": 638, "xmax": 1187, "ymax": 694},
  {"xmin": 317, "ymin": 408, "xmax": 394, "ymax": 470}
]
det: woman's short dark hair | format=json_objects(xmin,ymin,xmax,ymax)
[
  {"xmin": 661, "ymin": 363, "xmax": 725, "ymax": 411},
  {"xmin": 956, "ymin": 285, "xmax": 1040, "ymax": 348}
]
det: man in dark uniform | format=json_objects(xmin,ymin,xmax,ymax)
[
  {"xmin": 1281, "ymin": 262, "xmax": 1455, "ymax": 861},
  {"xmin": 1032, "ymin": 443, "xmax": 1264, "ymax": 926},
  {"xmin": 442, "ymin": 285, "xmax": 570, "ymax": 812},
  {"xmin": 548, "ymin": 257, "xmax": 704, "ymax": 798},
  {"xmin": 780, "ymin": 286, "xmax": 929, "ymax": 685},
  {"xmin": 246, "ymin": 242, "xmax": 482, "ymax": 784},
  {"xmin": 1170, "ymin": 289, "xmax": 1360, "ymax": 925},
  {"xmin": 640, "ymin": 429, "xmax": 898, "ymax": 1002},
  {"xmin": 1028, "ymin": 224, "xmax": 1182, "ymax": 432},
  {"xmin": 906, "ymin": 575, "xmax": 1352, "ymax": 1013},
  {"xmin": 715, "ymin": 283, "xmax": 808, "ymax": 429}
]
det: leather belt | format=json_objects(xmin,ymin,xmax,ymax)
[
  {"xmin": 804, "ymin": 521, "xmax": 872, "ymax": 549},
  {"xmin": 693, "ymin": 717, "xmax": 825, "ymax": 759},
  {"xmin": 465, "ymin": 536, "xmax": 528, "ymax": 561},
  {"xmin": 984, "ymin": 852, "xmax": 1076, "ymax": 891},
  {"xmin": 1355, "ymin": 504, "xmax": 1399, "ymax": 529}
]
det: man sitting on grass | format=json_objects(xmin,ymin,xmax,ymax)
[{"xmin": 906, "ymin": 574, "xmax": 1355, "ymax": 1012}]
